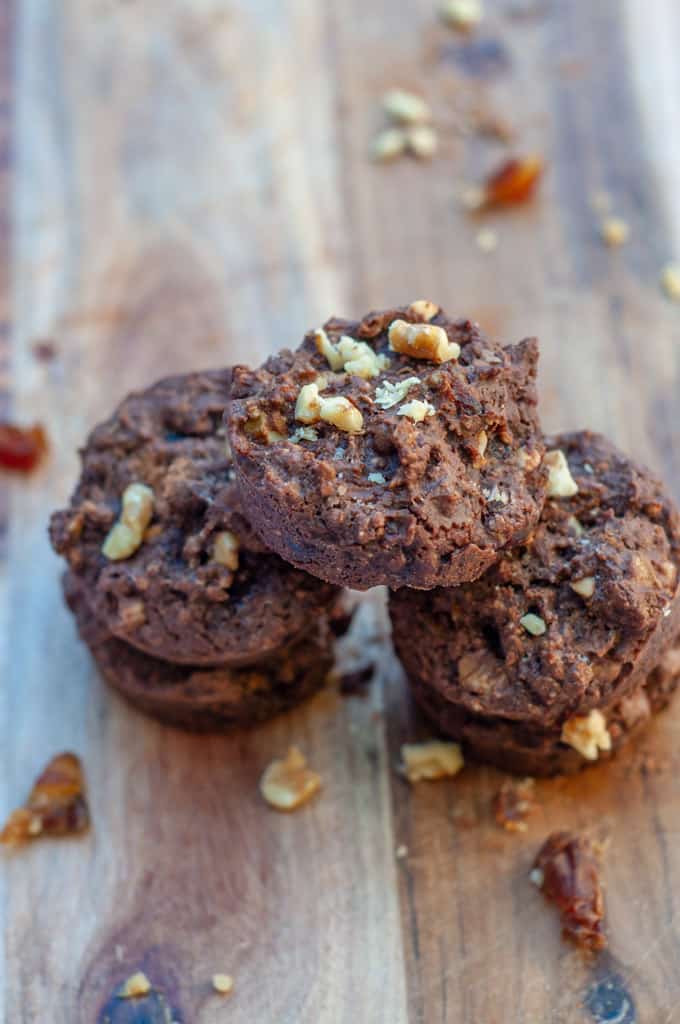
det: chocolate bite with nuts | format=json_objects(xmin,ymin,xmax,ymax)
[
  {"xmin": 390, "ymin": 431, "xmax": 680, "ymax": 775},
  {"xmin": 50, "ymin": 370, "xmax": 338, "ymax": 667},
  {"xmin": 64, "ymin": 574, "xmax": 332, "ymax": 732},
  {"xmin": 227, "ymin": 303, "xmax": 547, "ymax": 590}
]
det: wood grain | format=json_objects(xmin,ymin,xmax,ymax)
[{"xmin": 4, "ymin": 0, "xmax": 680, "ymax": 1021}]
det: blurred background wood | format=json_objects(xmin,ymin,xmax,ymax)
[{"xmin": 3, "ymin": 0, "xmax": 680, "ymax": 1021}]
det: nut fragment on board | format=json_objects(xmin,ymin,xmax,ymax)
[
  {"xmin": 212, "ymin": 974, "xmax": 234, "ymax": 996},
  {"xmin": 439, "ymin": 0, "xmax": 483, "ymax": 30},
  {"xmin": 494, "ymin": 778, "xmax": 536, "ymax": 832},
  {"xmin": 119, "ymin": 972, "xmax": 152, "ymax": 999},
  {"xmin": 382, "ymin": 89, "xmax": 432, "ymax": 125},
  {"xmin": 401, "ymin": 740, "xmax": 464, "ymax": 782},
  {"xmin": 661, "ymin": 263, "xmax": 680, "ymax": 301},
  {"xmin": 371, "ymin": 127, "xmax": 408, "ymax": 162},
  {"xmin": 600, "ymin": 216, "xmax": 629, "ymax": 247},
  {"xmin": 406, "ymin": 125, "xmax": 438, "ymax": 159},
  {"xmin": 0, "ymin": 752, "xmax": 90, "ymax": 847},
  {"xmin": 260, "ymin": 747, "xmax": 322, "ymax": 811}
]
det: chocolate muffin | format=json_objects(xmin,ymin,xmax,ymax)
[
  {"xmin": 390, "ymin": 431, "xmax": 680, "ymax": 774},
  {"xmin": 65, "ymin": 575, "xmax": 332, "ymax": 732},
  {"xmin": 228, "ymin": 302, "xmax": 547, "ymax": 590},
  {"xmin": 50, "ymin": 371, "xmax": 339, "ymax": 667}
]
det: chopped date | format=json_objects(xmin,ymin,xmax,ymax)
[
  {"xmin": 0, "ymin": 421, "xmax": 48, "ymax": 472},
  {"xmin": 483, "ymin": 155, "xmax": 544, "ymax": 206},
  {"xmin": 0, "ymin": 752, "xmax": 90, "ymax": 847},
  {"xmin": 531, "ymin": 831, "xmax": 606, "ymax": 951}
]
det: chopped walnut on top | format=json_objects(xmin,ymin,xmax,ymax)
[
  {"xmin": 544, "ymin": 449, "xmax": 579, "ymax": 498},
  {"xmin": 101, "ymin": 482, "xmax": 155, "ymax": 561},
  {"xmin": 561, "ymin": 710, "xmax": 611, "ymax": 761},
  {"xmin": 260, "ymin": 746, "xmax": 322, "ymax": 811},
  {"xmin": 531, "ymin": 831, "xmax": 607, "ymax": 951},
  {"xmin": 407, "ymin": 299, "xmax": 439, "ymax": 322},
  {"xmin": 388, "ymin": 320, "xmax": 461, "ymax": 363},
  {"xmin": 314, "ymin": 329, "xmax": 391, "ymax": 378},
  {"xmin": 374, "ymin": 376, "xmax": 421, "ymax": 409},
  {"xmin": 295, "ymin": 383, "xmax": 363, "ymax": 433},
  {"xmin": 401, "ymin": 741, "xmax": 464, "ymax": 782},
  {"xmin": 0, "ymin": 752, "xmax": 90, "ymax": 847}
]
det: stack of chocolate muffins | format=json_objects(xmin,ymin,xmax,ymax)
[{"xmin": 51, "ymin": 302, "xmax": 680, "ymax": 775}]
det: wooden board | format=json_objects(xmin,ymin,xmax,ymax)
[{"xmin": 3, "ymin": 1, "xmax": 680, "ymax": 1021}]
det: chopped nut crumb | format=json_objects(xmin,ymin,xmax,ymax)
[
  {"xmin": 213, "ymin": 530, "xmax": 240, "ymax": 571},
  {"xmin": 459, "ymin": 184, "xmax": 486, "ymax": 211},
  {"xmin": 661, "ymin": 263, "xmax": 680, "ymax": 301},
  {"xmin": 566, "ymin": 514, "xmax": 585, "ymax": 536},
  {"xmin": 408, "ymin": 299, "xmax": 439, "ymax": 321},
  {"xmin": 520, "ymin": 613, "xmax": 546, "ymax": 637},
  {"xmin": 388, "ymin": 319, "xmax": 460, "ymax": 363},
  {"xmin": 406, "ymin": 125, "xmax": 438, "ymax": 159},
  {"xmin": 476, "ymin": 227, "xmax": 498, "ymax": 253},
  {"xmin": 212, "ymin": 974, "xmax": 234, "ymax": 996},
  {"xmin": 494, "ymin": 778, "xmax": 536, "ymax": 832},
  {"xmin": 482, "ymin": 155, "xmax": 544, "ymax": 207},
  {"xmin": 561, "ymin": 710, "xmax": 611, "ymax": 761},
  {"xmin": 260, "ymin": 746, "xmax": 322, "ymax": 811},
  {"xmin": 518, "ymin": 447, "xmax": 542, "ymax": 472},
  {"xmin": 119, "ymin": 600, "xmax": 146, "ymax": 630},
  {"xmin": 544, "ymin": 449, "xmax": 579, "ymax": 498},
  {"xmin": 0, "ymin": 752, "xmax": 90, "ymax": 847},
  {"xmin": 600, "ymin": 216, "xmax": 629, "ymax": 247},
  {"xmin": 102, "ymin": 483, "xmax": 155, "ymax": 561},
  {"xmin": 439, "ymin": 0, "xmax": 483, "ymax": 30},
  {"xmin": 374, "ymin": 376, "xmax": 422, "ymax": 409},
  {"xmin": 395, "ymin": 844, "xmax": 408, "ymax": 859},
  {"xmin": 371, "ymin": 127, "xmax": 408, "ymax": 162},
  {"xmin": 401, "ymin": 740, "xmax": 464, "ymax": 782},
  {"xmin": 243, "ymin": 410, "xmax": 286, "ymax": 443},
  {"xmin": 397, "ymin": 399, "xmax": 436, "ymax": 422},
  {"xmin": 289, "ymin": 426, "xmax": 319, "ymax": 443},
  {"xmin": 532, "ymin": 831, "xmax": 607, "ymax": 951},
  {"xmin": 382, "ymin": 89, "xmax": 431, "ymax": 125},
  {"xmin": 119, "ymin": 972, "xmax": 152, "ymax": 999},
  {"xmin": 570, "ymin": 576, "xmax": 595, "ymax": 599}
]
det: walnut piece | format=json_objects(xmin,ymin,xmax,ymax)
[
  {"xmin": 600, "ymin": 216, "xmax": 629, "ymax": 247},
  {"xmin": 661, "ymin": 263, "xmax": 680, "ymax": 301},
  {"xmin": 119, "ymin": 600, "xmax": 146, "ymax": 630},
  {"xmin": 0, "ymin": 752, "xmax": 90, "ymax": 847},
  {"xmin": 397, "ymin": 399, "xmax": 436, "ymax": 422},
  {"xmin": 212, "ymin": 974, "xmax": 234, "ymax": 996},
  {"xmin": 243, "ymin": 410, "xmax": 286, "ymax": 443},
  {"xmin": 260, "ymin": 746, "xmax": 322, "ymax": 811},
  {"xmin": 439, "ymin": 0, "xmax": 483, "ymax": 30},
  {"xmin": 295, "ymin": 383, "xmax": 363, "ymax": 433},
  {"xmin": 532, "ymin": 831, "xmax": 607, "ymax": 951},
  {"xmin": 494, "ymin": 778, "xmax": 536, "ymax": 832},
  {"xmin": 213, "ymin": 530, "xmax": 239, "ymax": 571},
  {"xmin": 570, "ymin": 576, "xmax": 595, "ymax": 599},
  {"xmin": 406, "ymin": 125, "xmax": 438, "ymax": 159},
  {"xmin": 407, "ymin": 299, "xmax": 439, "ymax": 321},
  {"xmin": 561, "ymin": 710, "xmax": 611, "ymax": 761},
  {"xmin": 374, "ymin": 376, "xmax": 422, "ymax": 409},
  {"xmin": 518, "ymin": 446, "xmax": 542, "ymax": 472},
  {"xmin": 289, "ymin": 426, "xmax": 319, "ymax": 443},
  {"xmin": 388, "ymin": 319, "xmax": 460, "ymax": 363},
  {"xmin": 102, "ymin": 483, "xmax": 155, "ymax": 561},
  {"xmin": 119, "ymin": 972, "xmax": 152, "ymax": 999},
  {"xmin": 544, "ymin": 449, "xmax": 579, "ymax": 498},
  {"xmin": 371, "ymin": 127, "xmax": 408, "ymax": 162},
  {"xmin": 315, "ymin": 329, "xmax": 390, "ymax": 378},
  {"xmin": 401, "ymin": 740, "xmax": 464, "ymax": 782},
  {"xmin": 320, "ymin": 395, "xmax": 364, "ymax": 433},
  {"xmin": 520, "ymin": 612, "xmax": 546, "ymax": 637},
  {"xmin": 382, "ymin": 89, "xmax": 431, "ymax": 125}
]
